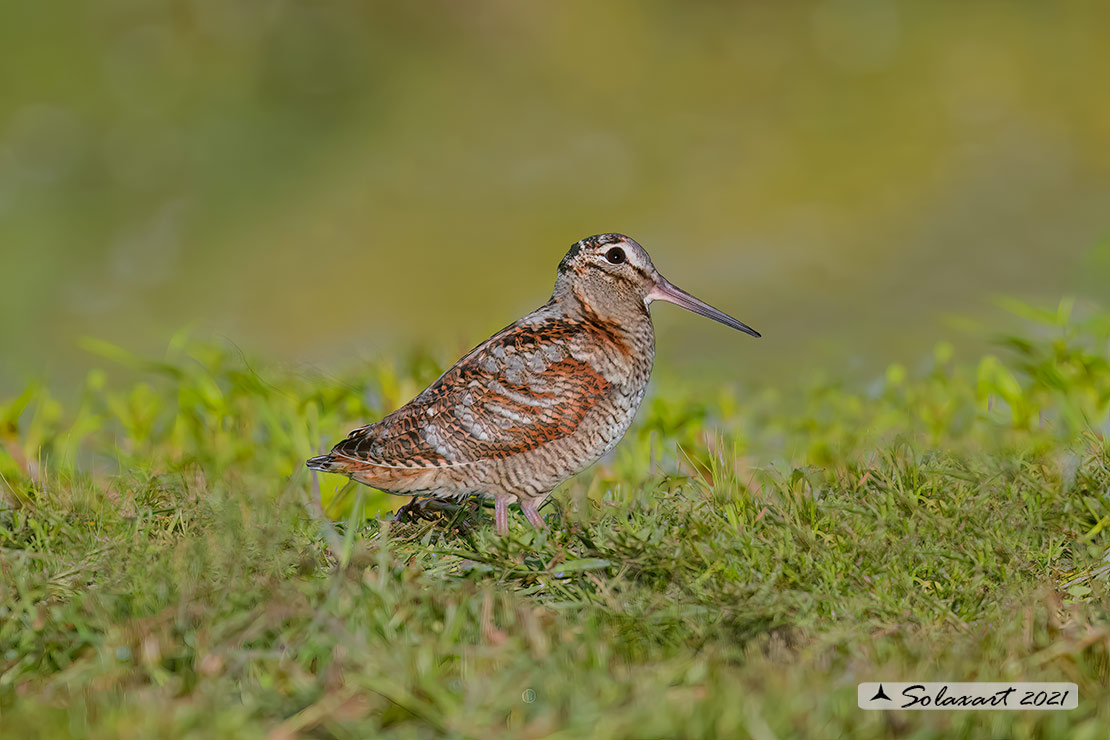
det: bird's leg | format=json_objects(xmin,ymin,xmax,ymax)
[
  {"xmin": 520, "ymin": 499, "xmax": 547, "ymax": 530},
  {"xmin": 494, "ymin": 496, "xmax": 510, "ymax": 535}
]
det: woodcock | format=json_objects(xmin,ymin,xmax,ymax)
[{"xmin": 307, "ymin": 234, "xmax": 759, "ymax": 534}]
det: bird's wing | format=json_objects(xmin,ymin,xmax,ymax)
[{"xmin": 328, "ymin": 316, "xmax": 616, "ymax": 470}]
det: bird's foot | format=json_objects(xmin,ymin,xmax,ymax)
[
  {"xmin": 393, "ymin": 497, "xmax": 456, "ymax": 523},
  {"xmin": 393, "ymin": 497, "xmax": 479, "ymax": 533}
]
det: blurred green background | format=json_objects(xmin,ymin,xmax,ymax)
[{"xmin": 3, "ymin": 0, "xmax": 1109, "ymax": 394}]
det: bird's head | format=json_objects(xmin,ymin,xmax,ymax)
[{"xmin": 554, "ymin": 233, "xmax": 760, "ymax": 338}]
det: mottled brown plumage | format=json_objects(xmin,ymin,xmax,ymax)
[{"xmin": 307, "ymin": 233, "xmax": 759, "ymax": 534}]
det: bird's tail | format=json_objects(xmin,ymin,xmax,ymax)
[{"xmin": 306, "ymin": 453, "xmax": 341, "ymax": 472}]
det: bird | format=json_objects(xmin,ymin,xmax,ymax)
[{"xmin": 306, "ymin": 233, "xmax": 759, "ymax": 535}]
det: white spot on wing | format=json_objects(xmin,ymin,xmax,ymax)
[
  {"xmin": 487, "ymin": 379, "xmax": 557, "ymax": 408},
  {"xmin": 503, "ymin": 356, "xmax": 526, "ymax": 385},
  {"xmin": 485, "ymin": 402, "xmax": 533, "ymax": 425},
  {"xmin": 540, "ymin": 343, "xmax": 566, "ymax": 363},
  {"xmin": 422, "ymin": 424, "xmax": 454, "ymax": 459},
  {"xmin": 526, "ymin": 350, "xmax": 546, "ymax": 373}
]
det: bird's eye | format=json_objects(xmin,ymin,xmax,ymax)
[{"xmin": 605, "ymin": 247, "xmax": 625, "ymax": 265}]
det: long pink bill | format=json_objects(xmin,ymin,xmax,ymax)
[{"xmin": 646, "ymin": 277, "xmax": 761, "ymax": 338}]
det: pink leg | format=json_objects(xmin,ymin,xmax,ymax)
[
  {"xmin": 520, "ymin": 500, "xmax": 547, "ymax": 530},
  {"xmin": 494, "ymin": 496, "xmax": 510, "ymax": 535}
]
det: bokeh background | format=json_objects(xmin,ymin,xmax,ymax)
[{"xmin": 3, "ymin": 0, "xmax": 1109, "ymax": 394}]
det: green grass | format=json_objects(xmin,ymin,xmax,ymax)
[{"xmin": 2, "ymin": 300, "xmax": 1110, "ymax": 739}]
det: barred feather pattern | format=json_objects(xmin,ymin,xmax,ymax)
[{"xmin": 316, "ymin": 298, "xmax": 655, "ymax": 505}]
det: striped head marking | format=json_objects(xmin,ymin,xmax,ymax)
[
  {"xmin": 557, "ymin": 233, "xmax": 658, "ymax": 295},
  {"xmin": 554, "ymin": 233, "xmax": 761, "ymax": 338}
]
